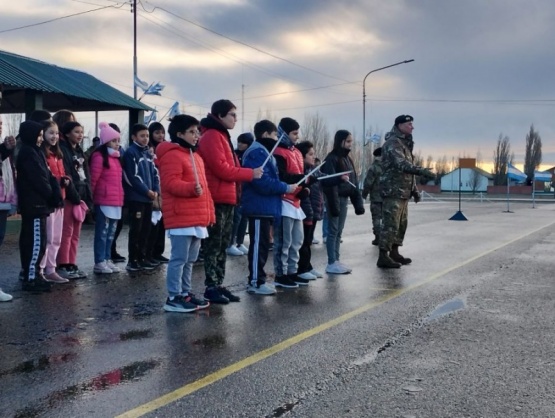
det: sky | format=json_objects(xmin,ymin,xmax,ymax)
[{"xmin": 1, "ymin": 0, "xmax": 555, "ymax": 168}]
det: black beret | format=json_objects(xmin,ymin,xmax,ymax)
[{"xmin": 394, "ymin": 115, "xmax": 414, "ymax": 126}]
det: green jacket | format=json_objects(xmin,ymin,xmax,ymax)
[
  {"xmin": 362, "ymin": 158, "xmax": 383, "ymax": 202},
  {"xmin": 380, "ymin": 126, "xmax": 420, "ymax": 199}
]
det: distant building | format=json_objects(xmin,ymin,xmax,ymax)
[{"xmin": 441, "ymin": 167, "xmax": 494, "ymax": 193}]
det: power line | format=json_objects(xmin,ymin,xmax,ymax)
[
  {"xmin": 138, "ymin": 1, "xmax": 353, "ymax": 84},
  {"xmin": 0, "ymin": 2, "xmax": 128, "ymax": 34}
]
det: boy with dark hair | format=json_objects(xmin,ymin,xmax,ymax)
[
  {"xmin": 197, "ymin": 99, "xmax": 263, "ymax": 304},
  {"xmin": 272, "ymin": 117, "xmax": 309, "ymax": 288},
  {"xmin": 156, "ymin": 114, "xmax": 214, "ymax": 312},
  {"xmin": 123, "ymin": 123, "xmax": 160, "ymax": 272},
  {"xmin": 242, "ymin": 120, "xmax": 296, "ymax": 295}
]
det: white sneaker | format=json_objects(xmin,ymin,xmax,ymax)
[
  {"xmin": 310, "ymin": 269, "xmax": 324, "ymax": 278},
  {"xmin": 312, "ymin": 239, "xmax": 320, "ymax": 244},
  {"xmin": 247, "ymin": 283, "xmax": 277, "ymax": 295},
  {"xmin": 297, "ymin": 271, "xmax": 317, "ymax": 280},
  {"xmin": 106, "ymin": 260, "xmax": 121, "ymax": 273},
  {"xmin": 94, "ymin": 261, "xmax": 113, "ymax": 274},
  {"xmin": 236, "ymin": 244, "xmax": 249, "ymax": 255},
  {"xmin": 0, "ymin": 289, "xmax": 13, "ymax": 302},
  {"xmin": 226, "ymin": 246, "xmax": 244, "ymax": 256},
  {"xmin": 337, "ymin": 261, "xmax": 353, "ymax": 273},
  {"xmin": 325, "ymin": 261, "xmax": 351, "ymax": 274}
]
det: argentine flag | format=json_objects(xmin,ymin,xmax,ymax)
[
  {"xmin": 534, "ymin": 170, "xmax": 552, "ymax": 182},
  {"xmin": 507, "ymin": 163, "xmax": 526, "ymax": 182}
]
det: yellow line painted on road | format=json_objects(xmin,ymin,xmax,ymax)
[{"xmin": 117, "ymin": 221, "xmax": 554, "ymax": 418}]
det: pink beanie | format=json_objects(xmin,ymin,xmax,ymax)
[{"xmin": 99, "ymin": 121, "xmax": 120, "ymax": 146}]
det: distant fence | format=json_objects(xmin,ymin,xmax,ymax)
[{"xmin": 487, "ymin": 185, "xmax": 532, "ymax": 195}]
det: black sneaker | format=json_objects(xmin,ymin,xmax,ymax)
[
  {"xmin": 146, "ymin": 258, "xmax": 161, "ymax": 267},
  {"xmin": 163, "ymin": 296, "xmax": 198, "ymax": 313},
  {"xmin": 70, "ymin": 264, "xmax": 87, "ymax": 279},
  {"xmin": 22, "ymin": 275, "xmax": 52, "ymax": 292},
  {"xmin": 153, "ymin": 255, "xmax": 169, "ymax": 263},
  {"xmin": 217, "ymin": 286, "xmax": 240, "ymax": 302},
  {"xmin": 291, "ymin": 275, "xmax": 310, "ymax": 286},
  {"xmin": 274, "ymin": 275, "xmax": 299, "ymax": 289},
  {"xmin": 111, "ymin": 252, "xmax": 127, "ymax": 263},
  {"xmin": 126, "ymin": 261, "xmax": 143, "ymax": 272},
  {"xmin": 203, "ymin": 286, "xmax": 229, "ymax": 304},
  {"xmin": 138, "ymin": 260, "xmax": 157, "ymax": 270},
  {"xmin": 187, "ymin": 292, "xmax": 210, "ymax": 310}
]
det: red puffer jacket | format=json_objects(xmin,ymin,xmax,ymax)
[
  {"xmin": 156, "ymin": 142, "xmax": 215, "ymax": 229},
  {"xmin": 45, "ymin": 154, "xmax": 67, "ymax": 200},
  {"xmin": 197, "ymin": 119, "xmax": 253, "ymax": 205}
]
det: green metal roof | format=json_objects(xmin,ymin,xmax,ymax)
[{"xmin": 0, "ymin": 49, "xmax": 152, "ymax": 112}]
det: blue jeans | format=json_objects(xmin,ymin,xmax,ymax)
[
  {"xmin": 167, "ymin": 234, "xmax": 201, "ymax": 298},
  {"xmin": 322, "ymin": 210, "xmax": 329, "ymax": 239},
  {"xmin": 94, "ymin": 206, "xmax": 118, "ymax": 264},
  {"xmin": 325, "ymin": 197, "xmax": 348, "ymax": 265}
]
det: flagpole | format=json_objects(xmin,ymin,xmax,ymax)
[
  {"xmin": 260, "ymin": 134, "xmax": 284, "ymax": 170},
  {"xmin": 532, "ymin": 177, "xmax": 536, "ymax": 209},
  {"xmin": 190, "ymin": 149, "xmax": 199, "ymax": 187}
]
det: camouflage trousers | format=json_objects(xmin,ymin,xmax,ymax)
[
  {"xmin": 204, "ymin": 204, "xmax": 234, "ymax": 287},
  {"xmin": 379, "ymin": 198, "xmax": 408, "ymax": 252},
  {"xmin": 369, "ymin": 201, "xmax": 383, "ymax": 235}
]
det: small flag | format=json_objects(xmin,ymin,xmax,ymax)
[
  {"xmin": 144, "ymin": 108, "xmax": 157, "ymax": 125},
  {"xmin": 134, "ymin": 75, "xmax": 149, "ymax": 91},
  {"xmin": 533, "ymin": 170, "xmax": 552, "ymax": 182},
  {"xmin": 371, "ymin": 134, "xmax": 381, "ymax": 144},
  {"xmin": 168, "ymin": 102, "xmax": 180, "ymax": 119},
  {"xmin": 507, "ymin": 163, "xmax": 526, "ymax": 182},
  {"xmin": 144, "ymin": 82, "xmax": 165, "ymax": 96}
]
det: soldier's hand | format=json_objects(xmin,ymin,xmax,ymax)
[
  {"xmin": 412, "ymin": 190, "xmax": 421, "ymax": 203},
  {"xmin": 418, "ymin": 168, "xmax": 435, "ymax": 179}
]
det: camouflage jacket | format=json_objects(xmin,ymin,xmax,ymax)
[
  {"xmin": 362, "ymin": 158, "xmax": 383, "ymax": 202},
  {"xmin": 380, "ymin": 126, "xmax": 420, "ymax": 199}
]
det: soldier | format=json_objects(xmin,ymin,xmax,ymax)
[
  {"xmin": 377, "ymin": 115, "xmax": 434, "ymax": 269},
  {"xmin": 362, "ymin": 147, "xmax": 383, "ymax": 246}
]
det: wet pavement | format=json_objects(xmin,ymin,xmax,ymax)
[{"xmin": 1, "ymin": 200, "xmax": 554, "ymax": 417}]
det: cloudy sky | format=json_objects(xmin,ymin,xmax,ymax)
[{"xmin": 1, "ymin": 0, "xmax": 555, "ymax": 167}]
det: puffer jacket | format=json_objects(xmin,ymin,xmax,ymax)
[
  {"xmin": 90, "ymin": 151, "xmax": 124, "ymax": 207},
  {"xmin": 122, "ymin": 141, "xmax": 160, "ymax": 203},
  {"xmin": 59, "ymin": 139, "xmax": 92, "ymax": 206},
  {"xmin": 156, "ymin": 141, "xmax": 215, "ymax": 229},
  {"xmin": 241, "ymin": 139, "xmax": 288, "ymax": 219},
  {"xmin": 380, "ymin": 126, "xmax": 421, "ymax": 199},
  {"xmin": 197, "ymin": 114, "xmax": 253, "ymax": 205}
]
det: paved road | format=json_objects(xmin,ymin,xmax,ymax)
[{"xmin": 0, "ymin": 200, "xmax": 554, "ymax": 417}]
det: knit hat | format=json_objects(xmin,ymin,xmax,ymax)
[
  {"xmin": 99, "ymin": 121, "xmax": 120, "ymax": 146},
  {"xmin": 237, "ymin": 132, "xmax": 254, "ymax": 146},
  {"xmin": 278, "ymin": 117, "xmax": 300, "ymax": 134},
  {"xmin": 394, "ymin": 115, "xmax": 414, "ymax": 126},
  {"xmin": 19, "ymin": 121, "xmax": 44, "ymax": 146}
]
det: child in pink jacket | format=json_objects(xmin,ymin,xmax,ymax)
[{"xmin": 90, "ymin": 122, "xmax": 124, "ymax": 274}]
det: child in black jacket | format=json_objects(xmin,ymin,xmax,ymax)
[{"xmin": 16, "ymin": 121, "xmax": 62, "ymax": 292}]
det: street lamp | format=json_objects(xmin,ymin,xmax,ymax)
[{"xmin": 361, "ymin": 59, "xmax": 415, "ymax": 181}]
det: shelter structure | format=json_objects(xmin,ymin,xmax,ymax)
[{"xmin": 0, "ymin": 49, "xmax": 151, "ymax": 129}]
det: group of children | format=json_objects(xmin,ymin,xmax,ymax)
[{"xmin": 0, "ymin": 99, "xmax": 366, "ymax": 314}]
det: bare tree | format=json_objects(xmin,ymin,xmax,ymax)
[
  {"xmin": 523, "ymin": 125, "xmax": 542, "ymax": 185},
  {"xmin": 434, "ymin": 155, "xmax": 450, "ymax": 185},
  {"xmin": 469, "ymin": 169, "xmax": 482, "ymax": 194},
  {"xmin": 302, "ymin": 112, "xmax": 331, "ymax": 160},
  {"xmin": 492, "ymin": 133, "xmax": 512, "ymax": 186}
]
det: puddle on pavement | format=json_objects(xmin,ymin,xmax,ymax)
[
  {"xmin": 119, "ymin": 329, "xmax": 153, "ymax": 341},
  {"xmin": 0, "ymin": 353, "xmax": 78, "ymax": 377},
  {"xmin": 13, "ymin": 359, "xmax": 160, "ymax": 418},
  {"xmin": 424, "ymin": 297, "xmax": 466, "ymax": 323},
  {"xmin": 270, "ymin": 399, "xmax": 301, "ymax": 417}
]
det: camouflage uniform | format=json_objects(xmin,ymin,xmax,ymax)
[
  {"xmin": 379, "ymin": 127, "xmax": 422, "ymax": 252},
  {"xmin": 362, "ymin": 157, "xmax": 383, "ymax": 237},
  {"xmin": 204, "ymin": 204, "xmax": 234, "ymax": 287}
]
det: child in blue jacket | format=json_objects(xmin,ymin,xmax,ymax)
[{"xmin": 241, "ymin": 120, "xmax": 296, "ymax": 295}]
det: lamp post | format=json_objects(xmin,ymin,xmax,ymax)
[{"xmin": 362, "ymin": 59, "xmax": 414, "ymax": 181}]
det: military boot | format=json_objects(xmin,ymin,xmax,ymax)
[
  {"xmin": 390, "ymin": 245, "xmax": 412, "ymax": 265},
  {"xmin": 371, "ymin": 234, "xmax": 379, "ymax": 246},
  {"xmin": 377, "ymin": 250, "xmax": 401, "ymax": 269}
]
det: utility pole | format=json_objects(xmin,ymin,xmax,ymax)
[{"xmin": 132, "ymin": 0, "xmax": 137, "ymax": 99}]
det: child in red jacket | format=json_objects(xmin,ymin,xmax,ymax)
[{"xmin": 156, "ymin": 114, "xmax": 215, "ymax": 313}]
